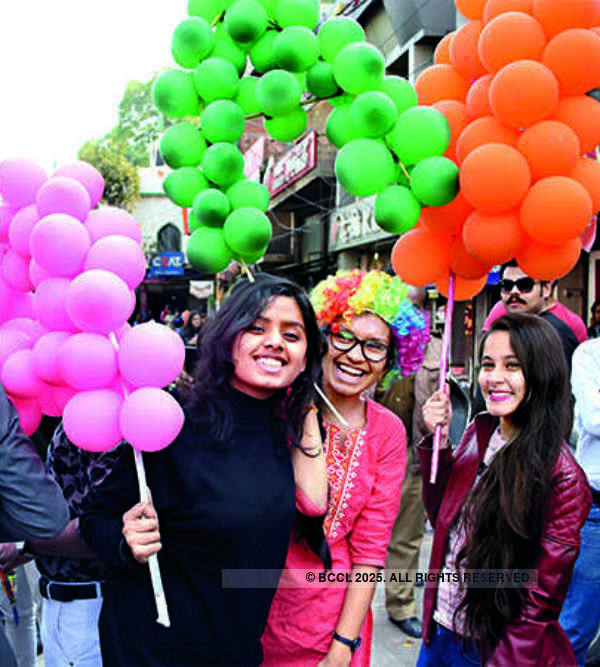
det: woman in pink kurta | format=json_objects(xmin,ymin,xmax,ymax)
[{"xmin": 262, "ymin": 270, "xmax": 429, "ymax": 666}]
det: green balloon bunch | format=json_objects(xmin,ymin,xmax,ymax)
[{"xmin": 155, "ymin": 0, "xmax": 460, "ymax": 272}]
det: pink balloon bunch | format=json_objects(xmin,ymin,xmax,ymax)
[{"xmin": 0, "ymin": 157, "xmax": 185, "ymax": 453}]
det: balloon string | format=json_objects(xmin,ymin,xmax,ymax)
[
  {"xmin": 313, "ymin": 383, "xmax": 349, "ymax": 427},
  {"xmin": 108, "ymin": 332, "xmax": 171, "ymax": 627},
  {"xmin": 430, "ymin": 273, "xmax": 455, "ymax": 485},
  {"xmin": 398, "ymin": 161, "xmax": 411, "ymax": 182},
  {"xmin": 241, "ymin": 261, "xmax": 255, "ymax": 283}
]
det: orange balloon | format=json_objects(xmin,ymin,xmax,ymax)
[
  {"xmin": 520, "ymin": 176, "xmax": 593, "ymax": 244},
  {"xmin": 462, "ymin": 209, "xmax": 524, "ymax": 264},
  {"xmin": 432, "ymin": 100, "xmax": 470, "ymax": 161},
  {"xmin": 456, "ymin": 0, "xmax": 487, "ymax": 20},
  {"xmin": 434, "ymin": 33, "xmax": 455, "ymax": 65},
  {"xmin": 517, "ymin": 120, "xmax": 581, "ymax": 180},
  {"xmin": 450, "ymin": 237, "xmax": 492, "ymax": 278},
  {"xmin": 516, "ymin": 236, "xmax": 582, "ymax": 280},
  {"xmin": 455, "ymin": 116, "xmax": 520, "ymax": 164},
  {"xmin": 489, "ymin": 60, "xmax": 559, "ymax": 128},
  {"xmin": 414, "ymin": 64, "xmax": 471, "ymax": 105},
  {"xmin": 435, "ymin": 273, "xmax": 488, "ymax": 300},
  {"xmin": 483, "ymin": 0, "xmax": 533, "ymax": 22},
  {"xmin": 391, "ymin": 229, "xmax": 451, "ymax": 286},
  {"xmin": 450, "ymin": 21, "xmax": 487, "ymax": 80},
  {"xmin": 552, "ymin": 95, "xmax": 600, "ymax": 154},
  {"xmin": 465, "ymin": 74, "xmax": 493, "ymax": 119},
  {"xmin": 460, "ymin": 143, "xmax": 532, "ymax": 213},
  {"xmin": 532, "ymin": 0, "xmax": 600, "ymax": 38},
  {"xmin": 570, "ymin": 157, "xmax": 600, "ymax": 213},
  {"xmin": 478, "ymin": 12, "xmax": 547, "ymax": 73},
  {"xmin": 421, "ymin": 191, "xmax": 473, "ymax": 236},
  {"xmin": 541, "ymin": 29, "xmax": 600, "ymax": 96}
]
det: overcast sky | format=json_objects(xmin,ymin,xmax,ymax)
[{"xmin": 0, "ymin": 1, "xmax": 187, "ymax": 170}]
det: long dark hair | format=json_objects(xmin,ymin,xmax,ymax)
[
  {"xmin": 455, "ymin": 313, "xmax": 573, "ymax": 658},
  {"xmin": 189, "ymin": 273, "xmax": 326, "ymax": 449}
]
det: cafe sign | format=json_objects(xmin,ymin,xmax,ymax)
[{"xmin": 329, "ymin": 199, "xmax": 392, "ymax": 252}]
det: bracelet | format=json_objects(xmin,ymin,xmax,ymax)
[
  {"xmin": 302, "ymin": 443, "xmax": 323, "ymax": 457},
  {"xmin": 332, "ymin": 631, "xmax": 362, "ymax": 653}
]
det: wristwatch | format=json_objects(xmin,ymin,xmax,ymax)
[
  {"xmin": 332, "ymin": 631, "xmax": 362, "ymax": 653},
  {"xmin": 15, "ymin": 541, "xmax": 34, "ymax": 558}
]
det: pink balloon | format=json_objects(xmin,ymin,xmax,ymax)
[
  {"xmin": 10, "ymin": 397, "xmax": 42, "ymax": 435},
  {"xmin": 0, "ymin": 326, "xmax": 32, "ymax": 369},
  {"xmin": 84, "ymin": 235, "xmax": 147, "ymax": 289},
  {"xmin": 7, "ymin": 290, "xmax": 34, "ymax": 320},
  {"xmin": 0, "ymin": 159, "xmax": 47, "ymax": 208},
  {"xmin": 0, "ymin": 278, "xmax": 11, "ymax": 323},
  {"xmin": 108, "ymin": 373, "xmax": 136, "ymax": 398},
  {"xmin": 58, "ymin": 333, "xmax": 117, "ymax": 390},
  {"xmin": 9, "ymin": 205, "xmax": 39, "ymax": 258},
  {"xmin": 85, "ymin": 206, "xmax": 142, "ymax": 244},
  {"xmin": 30, "ymin": 214, "xmax": 90, "ymax": 277},
  {"xmin": 66, "ymin": 270, "xmax": 133, "ymax": 334},
  {"xmin": 63, "ymin": 389, "xmax": 123, "ymax": 452},
  {"xmin": 118, "ymin": 322, "xmax": 185, "ymax": 388},
  {"xmin": 115, "ymin": 321, "xmax": 132, "ymax": 340},
  {"xmin": 33, "ymin": 277, "xmax": 77, "ymax": 332},
  {"xmin": 0, "ymin": 204, "xmax": 16, "ymax": 243},
  {"xmin": 2, "ymin": 317, "xmax": 46, "ymax": 341},
  {"xmin": 39, "ymin": 384, "xmax": 76, "ymax": 417},
  {"xmin": 53, "ymin": 162, "xmax": 105, "ymax": 208},
  {"xmin": 32, "ymin": 331, "xmax": 72, "ymax": 386},
  {"xmin": 1, "ymin": 249, "xmax": 34, "ymax": 291},
  {"xmin": 36, "ymin": 176, "xmax": 91, "ymax": 222},
  {"xmin": 120, "ymin": 387, "xmax": 184, "ymax": 452},
  {"xmin": 29, "ymin": 259, "xmax": 51, "ymax": 288},
  {"xmin": 1, "ymin": 349, "xmax": 44, "ymax": 398}
]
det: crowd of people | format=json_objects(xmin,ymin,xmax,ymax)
[{"xmin": 0, "ymin": 263, "xmax": 598, "ymax": 667}]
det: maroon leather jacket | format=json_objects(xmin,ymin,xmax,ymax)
[{"xmin": 418, "ymin": 413, "xmax": 592, "ymax": 666}]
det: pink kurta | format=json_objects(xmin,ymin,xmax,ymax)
[{"xmin": 262, "ymin": 399, "xmax": 406, "ymax": 666}]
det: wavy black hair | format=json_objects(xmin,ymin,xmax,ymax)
[{"xmin": 455, "ymin": 313, "xmax": 574, "ymax": 659}]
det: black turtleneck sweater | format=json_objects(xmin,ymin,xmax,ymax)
[{"xmin": 79, "ymin": 388, "xmax": 296, "ymax": 666}]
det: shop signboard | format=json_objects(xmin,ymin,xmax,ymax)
[
  {"xmin": 267, "ymin": 131, "xmax": 317, "ymax": 196},
  {"xmin": 244, "ymin": 136, "xmax": 265, "ymax": 182},
  {"xmin": 150, "ymin": 252, "xmax": 185, "ymax": 276},
  {"xmin": 329, "ymin": 199, "xmax": 391, "ymax": 252}
]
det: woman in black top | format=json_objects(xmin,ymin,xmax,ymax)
[{"xmin": 79, "ymin": 274, "xmax": 328, "ymax": 666}]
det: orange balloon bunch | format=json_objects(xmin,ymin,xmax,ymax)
[{"xmin": 394, "ymin": 0, "xmax": 600, "ymax": 297}]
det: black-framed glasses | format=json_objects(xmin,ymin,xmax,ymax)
[
  {"xmin": 326, "ymin": 328, "xmax": 390, "ymax": 363},
  {"xmin": 500, "ymin": 278, "xmax": 537, "ymax": 294}
]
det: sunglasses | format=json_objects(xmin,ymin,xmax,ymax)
[
  {"xmin": 326, "ymin": 328, "xmax": 390, "ymax": 363},
  {"xmin": 500, "ymin": 278, "xmax": 537, "ymax": 294}
]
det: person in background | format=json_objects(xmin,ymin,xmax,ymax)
[
  {"xmin": 79, "ymin": 274, "xmax": 329, "ymax": 666},
  {"xmin": 180, "ymin": 311, "xmax": 203, "ymax": 347},
  {"xmin": 560, "ymin": 336, "xmax": 600, "ymax": 665},
  {"xmin": 418, "ymin": 314, "xmax": 590, "ymax": 666},
  {"xmin": 587, "ymin": 298, "xmax": 600, "ymax": 339},
  {"xmin": 263, "ymin": 270, "xmax": 425, "ymax": 666}
]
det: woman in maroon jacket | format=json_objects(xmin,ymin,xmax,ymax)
[{"xmin": 418, "ymin": 313, "xmax": 591, "ymax": 666}]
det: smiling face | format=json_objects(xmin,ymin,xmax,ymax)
[
  {"xmin": 231, "ymin": 296, "xmax": 307, "ymax": 399},
  {"xmin": 322, "ymin": 313, "xmax": 391, "ymax": 400},
  {"xmin": 478, "ymin": 331, "xmax": 526, "ymax": 430}
]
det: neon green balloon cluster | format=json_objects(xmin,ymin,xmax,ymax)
[{"xmin": 154, "ymin": 0, "xmax": 459, "ymax": 273}]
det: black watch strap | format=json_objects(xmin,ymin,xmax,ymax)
[{"xmin": 332, "ymin": 631, "xmax": 362, "ymax": 653}]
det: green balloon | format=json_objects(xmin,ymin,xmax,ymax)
[
  {"xmin": 276, "ymin": 0, "xmax": 320, "ymax": 29},
  {"xmin": 193, "ymin": 57, "xmax": 240, "ymax": 103},
  {"xmin": 164, "ymin": 167, "xmax": 210, "ymax": 207},
  {"xmin": 227, "ymin": 179, "xmax": 270, "ymax": 211},
  {"xmin": 378, "ymin": 75, "xmax": 418, "ymax": 115},
  {"xmin": 317, "ymin": 17, "xmax": 365, "ymax": 63},
  {"xmin": 153, "ymin": 70, "xmax": 201, "ymax": 119},
  {"xmin": 159, "ymin": 122, "xmax": 207, "ymax": 169},
  {"xmin": 410, "ymin": 157, "xmax": 459, "ymax": 207},
  {"xmin": 350, "ymin": 91, "xmax": 397, "ymax": 138},
  {"xmin": 333, "ymin": 42, "xmax": 385, "ymax": 95},
  {"xmin": 224, "ymin": 207, "xmax": 272, "ymax": 254},
  {"xmin": 397, "ymin": 164, "xmax": 412, "ymax": 186},
  {"xmin": 235, "ymin": 76, "xmax": 261, "ymax": 114},
  {"xmin": 256, "ymin": 0, "xmax": 277, "ymax": 19},
  {"xmin": 249, "ymin": 30, "xmax": 278, "ymax": 73},
  {"xmin": 387, "ymin": 107, "xmax": 450, "ymax": 166},
  {"xmin": 335, "ymin": 139, "xmax": 395, "ymax": 197},
  {"xmin": 374, "ymin": 185, "xmax": 421, "ymax": 234},
  {"xmin": 265, "ymin": 107, "xmax": 307, "ymax": 142},
  {"xmin": 256, "ymin": 69, "xmax": 302, "ymax": 117},
  {"xmin": 208, "ymin": 32, "xmax": 248, "ymax": 75},
  {"xmin": 188, "ymin": 0, "xmax": 228, "ymax": 23},
  {"xmin": 224, "ymin": 0, "xmax": 268, "ymax": 44},
  {"xmin": 186, "ymin": 227, "xmax": 233, "ymax": 273},
  {"xmin": 202, "ymin": 143, "xmax": 245, "ymax": 188},
  {"xmin": 201, "ymin": 100, "xmax": 245, "ymax": 143},
  {"xmin": 306, "ymin": 61, "xmax": 339, "ymax": 98},
  {"xmin": 325, "ymin": 104, "xmax": 360, "ymax": 148},
  {"xmin": 172, "ymin": 18, "xmax": 215, "ymax": 69},
  {"xmin": 232, "ymin": 245, "xmax": 268, "ymax": 263},
  {"xmin": 329, "ymin": 93, "xmax": 352, "ymax": 107},
  {"xmin": 192, "ymin": 188, "xmax": 231, "ymax": 227},
  {"xmin": 273, "ymin": 27, "xmax": 319, "ymax": 73},
  {"xmin": 188, "ymin": 210, "xmax": 205, "ymax": 232}
]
